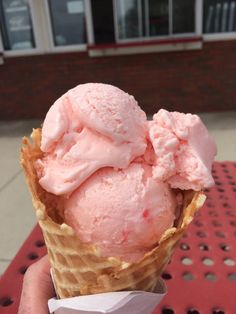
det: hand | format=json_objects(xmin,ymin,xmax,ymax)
[{"xmin": 18, "ymin": 255, "xmax": 55, "ymax": 314}]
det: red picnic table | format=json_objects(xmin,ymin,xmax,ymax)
[{"xmin": 0, "ymin": 161, "xmax": 236, "ymax": 314}]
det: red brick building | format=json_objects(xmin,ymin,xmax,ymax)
[{"xmin": 0, "ymin": 0, "xmax": 236, "ymax": 119}]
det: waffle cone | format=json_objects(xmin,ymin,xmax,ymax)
[{"xmin": 20, "ymin": 128, "xmax": 206, "ymax": 299}]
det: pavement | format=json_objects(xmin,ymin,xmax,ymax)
[{"xmin": 0, "ymin": 111, "xmax": 236, "ymax": 276}]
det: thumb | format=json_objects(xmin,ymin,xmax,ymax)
[{"xmin": 18, "ymin": 255, "xmax": 55, "ymax": 314}]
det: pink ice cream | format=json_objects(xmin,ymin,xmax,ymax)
[
  {"xmin": 148, "ymin": 109, "xmax": 217, "ymax": 190},
  {"xmin": 37, "ymin": 83, "xmax": 146, "ymax": 195},
  {"xmin": 64, "ymin": 163, "xmax": 176, "ymax": 262},
  {"xmin": 36, "ymin": 83, "xmax": 216, "ymax": 262}
]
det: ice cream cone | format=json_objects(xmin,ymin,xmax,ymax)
[{"xmin": 21, "ymin": 128, "xmax": 206, "ymax": 299}]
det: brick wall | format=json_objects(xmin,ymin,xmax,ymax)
[{"xmin": 1, "ymin": 40, "xmax": 236, "ymax": 120}]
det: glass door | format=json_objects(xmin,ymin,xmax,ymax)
[
  {"xmin": 48, "ymin": 0, "xmax": 86, "ymax": 46},
  {"xmin": 0, "ymin": 0, "xmax": 35, "ymax": 50}
]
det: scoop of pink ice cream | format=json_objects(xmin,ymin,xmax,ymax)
[
  {"xmin": 36, "ymin": 83, "xmax": 147, "ymax": 196},
  {"xmin": 64, "ymin": 163, "xmax": 176, "ymax": 262},
  {"xmin": 36, "ymin": 83, "xmax": 216, "ymax": 262},
  {"xmin": 148, "ymin": 109, "xmax": 217, "ymax": 190}
]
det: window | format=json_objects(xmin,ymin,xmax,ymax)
[
  {"xmin": 0, "ymin": 0, "xmax": 35, "ymax": 50},
  {"xmin": 173, "ymin": 0, "xmax": 195, "ymax": 34},
  {"xmin": 48, "ymin": 0, "xmax": 86, "ymax": 46},
  {"xmin": 149, "ymin": 0, "xmax": 169, "ymax": 36},
  {"xmin": 203, "ymin": 0, "xmax": 236, "ymax": 33},
  {"xmin": 115, "ymin": 0, "xmax": 195, "ymax": 41},
  {"xmin": 115, "ymin": 0, "xmax": 140, "ymax": 39},
  {"xmin": 91, "ymin": 0, "xmax": 115, "ymax": 44}
]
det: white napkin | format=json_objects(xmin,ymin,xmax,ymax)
[{"xmin": 48, "ymin": 279, "xmax": 166, "ymax": 314}]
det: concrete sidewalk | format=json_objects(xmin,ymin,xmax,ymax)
[{"xmin": 0, "ymin": 112, "xmax": 236, "ymax": 275}]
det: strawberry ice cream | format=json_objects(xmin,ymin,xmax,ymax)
[
  {"xmin": 148, "ymin": 109, "xmax": 217, "ymax": 190},
  {"xmin": 35, "ymin": 83, "xmax": 216, "ymax": 262},
  {"xmin": 64, "ymin": 163, "xmax": 176, "ymax": 262},
  {"xmin": 37, "ymin": 83, "xmax": 146, "ymax": 195}
]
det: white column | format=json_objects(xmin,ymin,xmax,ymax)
[
  {"xmin": 214, "ymin": 3, "xmax": 222, "ymax": 33},
  {"xmin": 221, "ymin": 2, "xmax": 229, "ymax": 32},
  {"xmin": 40, "ymin": 0, "xmax": 54, "ymax": 52},
  {"xmin": 0, "ymin": 31, "xmax": 3, "ymax": 51},
  {"xmin": 0, "ymin": 32, "xmax": 4, "ymax": 64},
  {"xmin": 120, "ymin": 0, "xmax": 126, "ymax": 38},
  {"xmin": 138, "ymin": 0, "xmax": 143, "ymax": 37},
  {"xmin": 144, "ymin": 0, "xmax": 150, "ymax": 36},
  {"xmin": 205, "ymin": 5, "xmax": 214, "ymax": 33},
  {"xmin": 169, "ymin": 0, "xmax": 173, "ymax": 35},
  {"xmin": 113, "ymin": 0, "xmax": 119, "ymax": 42},
  {"xmin": 195, "ymin": 0, "xmax": 203, "ymax": 35},
  {"xmin": 30, "ymin": 0, "xmax": 51, "ymax": 52},
  {"xmin": 229, "ymin": 1, "xmax": 236, "ymax": 32},
  {"xmin": 84, "ymin": 0, "xmax": 94, "ymax": 45}
]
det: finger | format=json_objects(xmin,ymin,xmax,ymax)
[{"xmin": 18, "ymin": 255, "xmax": 55, "ymax": 314}]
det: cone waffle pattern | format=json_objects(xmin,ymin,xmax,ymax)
[{"xmin": 21, "ymin": 129, "xmax": 206, "ymax": 299}]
